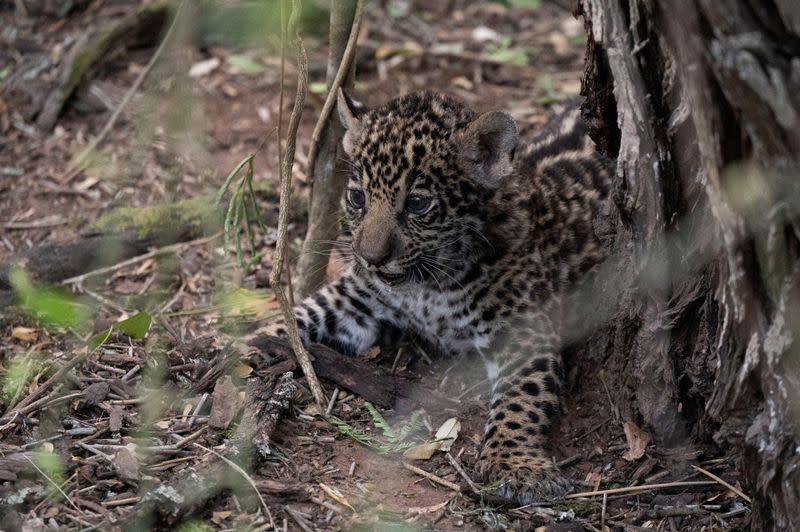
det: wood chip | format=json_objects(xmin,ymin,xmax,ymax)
[
  {"xmin": 79, "ymin": 382, "xmax": 110, "ymax": 409},
  {"xmin": 208, "ymin": 375, "xmax": 241, "ymax": 430},
  {"xmin": 114, "ymin": 446, "xmax": 140, "ymax": 482},
  {"xmin": 108, "ymin": 406, "xmax": 124, "ymax": 432}
]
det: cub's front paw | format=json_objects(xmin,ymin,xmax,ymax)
[
  {"xmin": 474, "ymin": 456, "xmax": 573, "ymax": 505},
  {"xmin": 236, "ymin": 320, "xmax": 293, "ymax": 359},
  {"xmin": 253, "ymin": 321, "xmax": 289, "ymax": 339}
]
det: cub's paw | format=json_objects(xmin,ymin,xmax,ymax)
[
  {"xmin": 251, "ymin": 320, "xmax": 289, "ymax": 340},
  {"xmin": 236, "ymin": 321, "xmax": 291, "ymax": 357},
  {"xmin": 474, "ymin": 456, "xmax": 573, "ymax": 505}
]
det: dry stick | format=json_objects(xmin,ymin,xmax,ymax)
[
  {"xmin": 601, "ymin": 492, "xmax": 608, "ymax": 530},
  {"xmin": 446, "ymin": 452, "xmax": 481, "ymax": 495},
  {"xmin": 285, "ymin": 506, "xmax": 315, "ymax": 532},
  {"xmin": 270, "ymin": 0, "xmax": 327, "ymax": 411},
  {"xmin": 566, "ymin": 480, "xmax": 716, "ymax": 499},
  {"xmin": 61, "ymin": 233, "xmax": 221, "ymax": 285},
  {"xmin": 304, "ymin": 0, "xmax": 366, "ymax": 184},
  {"xmin": 403, "ymin": 463, "xmax": 462, "ymax": 492},
  {"xmin": 60, "ymin": 1, "xmax": 186, "ymax": 183},
  {"xmin": 690, "ymin": 464, "xmax": 752, "ymax": 503},
  {"xmin": 102, "ymin": 497, "xmax": 140, "ymax": 508}
]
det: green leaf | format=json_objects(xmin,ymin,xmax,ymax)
[
  {"xmin": 510, "ymin": 0, "xmax": 540, "ymax": 8},
  {"xmin": 226, "ymin": 54, "xmax": 265, "ymax": 74},
  {"xmin": 9, "ymin": 268, "xmax": 89, "ymax": 330},
  {"xmin": 491, "ymin": 0, "xmax": 540, "ymax": 8},
  {"xmin": 309, "ymin": 82, "xmax": 328, "ymax": 94},
  {"xmin": 487, "ymin": 39, "xmax": 529, "ymax": 66},
  {"xmin": 0, "ymin": 66, "xmax": 10, "ymax": 80},
  {"xmin": 91, "ymin": 312, "xmax": 152, "ymax": 350},
  {"xmin": 215, "ymin": 154, "xmax": 253, "ymax": 207}
]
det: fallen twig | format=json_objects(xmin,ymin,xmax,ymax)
[
  {"xmin": 690, "ymin": 464, "xmax": 752, "ymax": 503},
  {"xmin": 403, "ymin": 462, "xmax": 461, "ymax": 492},
  {"xmin": 285, "ymin": 506, "xmax": 315, "ymax": 532},
  {"xmin": 24, "ymin": 454, "xmax": 84, "ymax": 515},
  {"xmin": 446, "ymin": 452, "xmax": 481, "ymax": 495},
  {"xmin": 0, "ymin": 351, "xmax": 91, "ymax": 430},
  {"xmin": 126, "ymin": 373, "xmax": 295, "ymax": 525},
  {"xmin": 566, "ymin": 480, "xmax": 717, "ymax": 499},
  {"xmin": 62, "ymin": 232, "xmax": 221, "ymax": 286}
]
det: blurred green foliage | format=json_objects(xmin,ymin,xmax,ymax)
[
  {"xmin": 9, "ymin": 268, "xmax": 89, "ymax": 331},
  {"xmin": 175, "ymin": 520, "xmax": 214, "ymax": 532},
  {"xmin": 487, "ymin": 38, "xmax": 529, "ymax": 66},
  {"xmin": 31, "ymin": 448, "xmax": 67, "ymax": 499},
  {"xmin": 492, "ymin": 0, "xmax": 541, "ymax": 9},
  {"xmin": 196, "ymin": 0, "xmax": 329, "ymax": 47},
  {"xmin": 2, "ymin": 355, "xmax": 44, "ymax": 403}
]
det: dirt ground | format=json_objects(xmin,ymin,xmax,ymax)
[{"xmin": 1, "ymin": 1, "xmax": 750, "ymax": 530}]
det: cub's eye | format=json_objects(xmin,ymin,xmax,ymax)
[
  {"xmin": 405, "ymin": 194, "xmax": 432, "ymax": 215},
  {"xmin": 347, "ymin": 188, "xmax": 365, "ymax": 209}
]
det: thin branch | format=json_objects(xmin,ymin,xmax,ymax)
[
  {"xmin": 270, "ymin": 0, "xmax": 327, "ymax": 411},
  {"xmin": 61, "ymin": 233, "xmax": 221, "ymax": 285},
  {"xmin": 446, "ymin": 452, "xmax": 481, "ymax": 495},
  {"xmin": 403, "ymin": 462, "xmax": 462, "ymax": 492},
  {"xmin": 304, "ymin": 0, "xmax": 366, "ymax": 184}
]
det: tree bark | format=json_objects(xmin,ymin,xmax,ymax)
[
  {"xmin": 294, "ymin": 0, "xmax": 358, "ymax": 297},
  {"xmin": 577, "ymin": 0, "xmax": 800, "ymax": 529}
]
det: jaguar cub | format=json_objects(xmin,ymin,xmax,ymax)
[{"xmin": 253, "ymin": 90, "xmax": 611, "ymax": 503}]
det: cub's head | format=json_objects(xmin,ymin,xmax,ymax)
[{"xmin": 337, "ymin": 90, "xmax": 518, "ymax": 287}]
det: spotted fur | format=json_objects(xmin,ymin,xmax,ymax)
[{"xmin": 251, "ymin": 91, "xmax": 612, "ymax": 504}]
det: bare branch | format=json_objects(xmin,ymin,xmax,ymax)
[{"xmin": 270, "ymin": 0, "xmax": 327, "ymax": 411}]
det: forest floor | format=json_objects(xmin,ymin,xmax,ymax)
[{"xmin": 0, "ymin": 1, "xmax": 750, "ymax": 530}]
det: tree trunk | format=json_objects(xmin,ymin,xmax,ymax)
[
  {"xmin": 294, "ymin": 0, "xmax": 358, "ymax": 297},
  {"xmin": 576, "ymin": 0, "xmax": 800, "ymax": 529}
]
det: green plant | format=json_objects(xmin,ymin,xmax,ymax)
[
  {"xmin": 327, "ymin": 402, "xmax": 424, "ymax": 453},
  {"xmin": 215, "ymin": 154, "xmax": 269, "ymax": 268}
]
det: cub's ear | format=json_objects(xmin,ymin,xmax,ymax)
[
  {"xmin": 459, "ymin": 111, "xmax": 518, "ymax": 188},
  {"xmin": 337, "ymin": 89, "xmax": 367, "ymax": 155}
]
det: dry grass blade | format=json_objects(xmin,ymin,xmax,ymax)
[
  {"xmin": 691, "ymin": 464, "xmax": 752, "ymax": 503},
  {"xmin": 304, "ymin": 0, "xmax": 366, "ymax": 181},
  {"xmin": 23, "ymin": 454, "xmax": 84, "ymax": 515},
  {"xmin": 270, "ymin": 0, "xmax": 327, "ymax": 411},
  {"xmin": 193, "ymin": 443, "xmax": 275, "ymax": 529}
]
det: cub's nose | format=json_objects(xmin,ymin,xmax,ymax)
[
  {"xmin": 356, "ymin": 227, "xmax": 395, "ymax": 268},
  {"xmin": 360, "ymin": 241, "xmax": 393, "ymax": 267}
]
